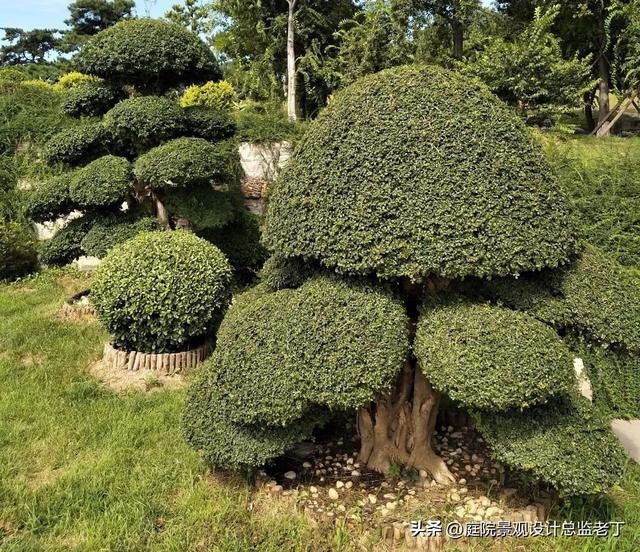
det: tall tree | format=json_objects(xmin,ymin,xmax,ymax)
[
  {"xmin": 61, "ymin": 0, "xmax": 134, "ymax": 51},
  {"xmin": 0, "ymin": 28, "xmax": 59, "ymax": 64},
  {"xmin": 165, "ymin": 0, "xmax": 214, "ymax": 34},
  {"xmin": 287, "ymin": 0, "xmax": 299, "ymax": 120}
]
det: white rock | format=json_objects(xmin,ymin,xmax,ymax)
[
  {"xmin": 336, "ymin": 481, "xmax": 344, "ymax": 489},
  {"xmin": 284, "ymin": 471, "xmax": 297, "ymax": 480},
  {"xmin": 345, "ymin": 481, "xmax": 353, "ymax": 489},
  {"xmin": 309, "ymin": 486, "xmax": 318, "ymax": 494},
  {"xmin": 302, "ymin": 462, "xmax": 312, "ymax": 469},
  {"xmin": 368, "ymin": 494, "xmax": 377, "ymax": 504},
  {"xmin": 328, "ymin": 488, "xmax": 339, "ymax": 500},
  {"xmin": 351, "ymin": 470, "xmax": 361, "ymax": 477}
]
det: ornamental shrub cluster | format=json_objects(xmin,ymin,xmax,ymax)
[
  {"xmin": 415, "ymin": 299, "xmax": 575, "ymax": 411},
  {"xmin": 184, "ymin": 276, "xmax": 408, "ymax": 469},
  {"xmin": 92, "ymin": 231, "xmax": 232, "ymax": 353},
  {"xmin": 69, "ymin": 155, "xmax": 131, "ymax": 208},
  {"xmin": 180, "ymin": 80, "xmax": 238, "ymax": 111},
  {"xmin": 62, "ymin": 82, "xmax": 124, "ymax": 117},
  {"xmin": 42, "ymin": 123, "xmax": 111, "ymax": 166},
  {"xmin": 80, "ymin": 214, "xmax": 159, "ymax": 259}
]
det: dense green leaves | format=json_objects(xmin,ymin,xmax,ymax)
[
  {"xmin": 62, "ymin": 81, "xmax": 124, "ymax": 117},
  {"xmin": 26, "ymin": 175, "xmax": 74, "ymax": 223},
  {"xmin": 69, "ymin": 155, "xmax": 131, "ymax": 208},
  {"xmin": 163, "ymin": 186, "xmax": 236, "ymax": 232},
  {"xmin": 0, "ymin": 221, "xmax": 38, "ymax": 281},
  {"xmin": 415, "ymin": 299, "xmax": 575, "ymax": 411},
  {"xmin": 75, "ymin": 19, "xmax": 221, "ymax": 92},
  {"xmin": 91, "ymin": 231, "xmax": 232, "ymax": 353},
  {"xmin": 41, "ymin": 215, "xmax": 95, "ymax": 266},
  {"xmin": 80, "ymin": 214, "xmax": 159, "ymax": 258},
  {"xmin": 473, "ymin": 395, "xmax": 626, "ymax": 496},
  {"xmin": 42, "ymin": 122, "xmax": 112, "ymax": 166},
  {"xmin": 183, "ymin": 106, "xmax": 236, "ymax": 142},
  {"xmin": 264, "ymin": 65, "xmax": 578, "ymax": 281},
  {"xmin": 198, "ymin": 276, "xmax": 408, "ymax": 428},
  {"xmin": 134, "ymin": 137, "xmax": 230, "ymax": 189}
]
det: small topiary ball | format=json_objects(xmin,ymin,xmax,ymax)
[
  {"xmin": 43, "ymin": 123, "xmax": 112, "ymax": 166},
  {"xmin": 62, "ymin": 81, "xmax": 124, "ymax": 117},
  {"xmin": 92, "ymin": 231, "xmax": 233, "ymax": 353},
  {"xmin": 69, "ymin": 155, "xmax": 132, "ymax": 208}
]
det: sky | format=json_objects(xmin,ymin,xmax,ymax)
[{"xmin": 0, "ymin": 0, "xmax": 496, "ymax": 32}]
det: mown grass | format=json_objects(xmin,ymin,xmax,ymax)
[{"xmin": 0, "ymin": 268, "xmax": 639, "ymax": 551}]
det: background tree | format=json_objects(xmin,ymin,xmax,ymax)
[
  {"xmin": 165, "ymin": 0, "xmax": 214, "ymax": 34},
  {"xmin": 421, "ymin": 0, "xmax": 482, "ymax": 59},
  {"xmin": 0, "ymin": 28, "xmax": 60, "ymax": 64},
  {"xmin": 184, "ymin": 65, "xmax": 633, "ymax": 495}
]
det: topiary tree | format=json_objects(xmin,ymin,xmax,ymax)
[
  {"xmin": 184, "ymin": 65, "xmax": 633, "ymax": 495},
  {"xmin": 28, "ymin": 19, "xmax": 252, "ymax": 268},
  {"xmin": 92, "ymin": 231, "xmax": 232, "ymax": 353}
]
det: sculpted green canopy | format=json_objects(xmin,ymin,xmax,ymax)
[{"xmin": 264, "ymin": 65, "xmax": 578, "ymax": 281}]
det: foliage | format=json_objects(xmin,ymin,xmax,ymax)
[
  {"xmin": 40, "ymin": 215, "xmax": 95, "ymax": 266},
  {"xmin": 62, "ymin": 81, "xmax": 124, "ymax": 117},
  {"xmin": 163, "ymin": 186, "xmax": 237, "ymax": 232},
  {"xmin": 0, "ymin": 67, "xmax": 29, "ymax": 83},
  {"xmin": 65, "ymin": 0, "xmax": 135, "ymax": 36},
  {"xmin": 91, "ymin": 231, "xmax": 233, "ymax": 353},
  {"xmin": 104, "ymin": 97, "xmax": 187, "ymax": 153},
  {"xmin": 264, "ymin": 65, "xmax": 578, "ymax": 281},
  {"xmin": 476, "ymin": 246, "xmax": 640, "ymax": 354},
  {"xmin": 42, "ymin": 122, "xmax": 112, "ymax": 166},
  {"xmin": 460, "ymin": 6, "xmax": 593, "ymax": 116},
  {"xmin": 80, "ymin": 214, "xmax": 160, "ymax": 258},
  {"xmin": 183, "ymin": 106, "xmax": 236, "ymax": 141},
  {"xmin": 26, "ymin": 175, "xmax": 74, "ymax": 223},
  {"xmin": 185, "ymin": 275, "xmax": 408, "ymax": 429},
  {"xmin": 201, "ymin": 210, "xmax": 268, "ymax": 275},
  {"xmin": 69, "ymin": 155, "xmax": 131, "ymax": 208},
  {"xmin": 259, "ymin": 255, "xmax": 324, "ymax": 291},
  {"xmin": 180, "ymin": 80, "xmax": 238, "ymax": 111},
  {"xmin": 133, "ymin": 137, "xmax": 230, "ymax": 189},
  {"xmin": 75, "ymin": 19, "xmax": 221, "ymax": 92},
  {"xmin": 0, "ymin": 27, "xmax": 59, "ymax": 64},
  {"xmin": 234, "ymin": 103, "xmax": 305, "ymax": 143},
  {"xmin": 165, "ymin": 0, "xmax": 215, "ymax": 34},
  {"xmin": 473, "ymin": 395, "xmax": 626, "ymax": 496},
  {"xmin": 540, "ymin": 134, "xmax": 640, "ymax": 269},
  {"xmin": 415, "ymin": 298, "xmax": 576, "ymax": 411},
  {"xmin": 0, "ymin": 156, "xmax": 17, "ymax": 192},
  {"xmin": 55, "ymin": 71, "xmax": 100, "ymax": 89},
  {"xmin": 0, "ymin": 221, "xmax": 39, "ymax": 281}
]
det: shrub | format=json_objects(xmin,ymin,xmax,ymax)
[
  {"xmin": 415, "ymin": 299, "xmax": 576, "ymax": 411},
  {"xmin": 184, "ymin": 106, "xmax": 236, "ymax": 141},
  {"xmin": 55, "ymin": 71, "xmax": 100, "ymax": 90},
  {"xmin": 42, "ymin": 123, "xmax": 111, "ymax": 166},
  {"xmin": 263, "ymin": 65, "xmax": 577, "ymax": 281},
  {"xmin": 0, "ymin": 67, "xmax": 29, "ymax": 83},
  {"xmin": 134, "ymin": 137, "xmax": 229, "ymax": 189},
  {"xmin": 473, "ymin": 395, "xmax": 626, "ymax": 496},
  {"xmin": 163, "ymin": 186, "xmax": 236, "ymax": 232},
  {"xmin": 191, "ymin": 276, "xmax": 409, "ymax": 429},
  {"xmin": 26, "ymin": 175, "xmax": 73, "ymax": 223},
  {"xmin": 180, "ymin": 80, "xmax": 238, "ymax": 111},
  {"xmin": 69, "ymin": 155, "xmax": 131, "ymax": 208},
  {"xmin": 201, "ymin": 210, "xmax": 268, "ymax": 275},
  {"xmin": 91, "ymin": 231, "xmax": 233, "ymax": 353},
  {"xmin": 259, "ymin": 255, "xmax": 325, "ymax": 291},
  {"xmin": 235, "ymin": 103, "xmax": 304, "ymax": 143},
  {"xmin": 104, "ymin": 96, "xmax": 186, "ymax": 152},
  {"xmin": 80, "ymin": 214, "xmax": 159, "ymax": 258},
  {"xmin": 0, "ymin": 156, "xmax": 17, "ymax": 192},
  {"xmin": 40, "ymin": 215, "xmax": 94, "ymax": 266},
  {"xmin": 62, "ymin": 82, "xmax": 124, "ymax": 117},
  {"xmin": 476, "ymin": 246, "xmax": 640, "ymax": 354},
  {"xmin": 75, "ymin": 19, "xmax": 221, "ymax": 92},
  {"xmin": 0, "ymin": 221, "xmax": 39, "ymax": 280}
]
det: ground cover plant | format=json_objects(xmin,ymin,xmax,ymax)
[{"xmin": 184, "ymin": 65, "xmax": 636, "ymax": 499}]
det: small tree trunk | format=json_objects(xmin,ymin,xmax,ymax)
[
  {"xmin": 152, "ymin": 192, "xmax": 170, "ymax": 230},
  {"xmin": 597, "ymin": 55, "xmax": 611, "ymax": 135},
  {"xmin": 451, "ymin": 19, "xmax": 464, "ymax": 60},
  {"xmin": 286, "ymin": 0, "xmax": 298, "ymax": 121},
  {"xmin": 583, "ymin": 87, "xmax": 597, "ymax": 133}
]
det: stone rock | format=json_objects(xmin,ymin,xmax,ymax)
[
  {"xmin": 336, "ymin": 481, "xmax": 344, "ymax": 489},
  {"xmin": 351, "ymin": 470, "xmax": 361, "ymax": 477},
  {"xmin": 309, "ymin": 486, "xmax": 318, "ymax": 494},
  {"xmin": 302, "ymin": 461, "xmax": 312, "ymax": 469},
  {"xmin": 345, "ymin": 481, "xmax": 353, "ymax": 489},
  {"xmin": 284, "ymin": 471, "xmax": 297, "ymax": 480},
  {"xmin": 368, "ymin": 494, "xmax": 377, "ymax": 504},
  {"xmin": 270, "ymin": 485, "xmax": 283, "ymax": 494},
  {"xmin": 328, "ymin": 488, "xmax": 339, "ymax": 500}
]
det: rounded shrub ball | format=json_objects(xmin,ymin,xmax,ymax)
[
  {"xmin": 104, "ymin": 96, "xmax": 187, "ymax": 152},
  {"xmin": 183, "ymin": 106, "xmax": 236, "ymax": 141},
  {"xmin": 69, "ymin": 155, "xmax": 131, "ymax": 208},
  {"xmin": 264, "ymin": 65, "xmax": 578, "ymax": 281},
  {"xmin": 43, "ymin": 123, "xmax": 112, "ymax": 166},
  {"xmin": 41, "ymin": 215, "xmax": 95, "ymax": 266},
  {"xmin": 62, "ymin": 81, "xmax": 124, "ymax": 117},
  {"xmin": 80, "ymin": 214, "xmax": 160, "ymax": 258},
  {"xmin": 134, "ymin": 137, "xmax": 229, "ymax": 188},
  {"xmin": 75, "ymin": 19, "xmax": 221, "ymax": 91},
  {"xmin": 92, "ymin": 231, "xmax": 233, "ymax": 353},
  {"xmin": 415, "ymin": 299, "xmax": 576, "ymax": 411},
  {"xmin": 26, "ymin": 175, "xmax": 73, "ymax": 223}
]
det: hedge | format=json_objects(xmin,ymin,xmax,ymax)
[
  {"xmin": 197, "ymin": 276, "xmax": 409, "ymax": 428},
  {"xmin": 180, "ymin": 80, "xmax": 237, "ymax": 111},
  {"xmin": 263, "ymin": 65, "xmax": 578, "ymax": 281},
  {"xmin": 41, "ymin": 215, "xmax": 95, "ymax": 266},
  {"xmin": 104, "ymin": 96, "xmax": 187, "ymax": 153},
  {"xmin": 55, "ymin": 71, "xmax": 100, "ymax": 90},
  {"xmin": 42, "ymin": 123, "xmax": 111, "ymax": 166},
  {"xmin": 26, "ymin": 175, "xmax": 73, "ymax": 223},
  {"xmin": 473, "ymin": 395, "xmax": 626, "ymax": 496},
  {"xmin": 62, "ymin": 81, "xmax": 124, "ymax": 117},
  {"xmin": 80, "ymin": 214, "xmax": 159, "ymax": 258},
  {"xmin": 91, "ymin": 231, "xmax": 233, "ymax": 353},
  {"xmin": 163, "ymin": 186, "xmax": 236, "ymax": 232},
  {"xmin": 477, "ymin": 246, "xmax": 640, "ymax": 353},
  {"xmin": 75, "ymin": 19, "xmax": 221, "ymax": 92},
  {"xmin": 69, "ymin": 155, "xmax": 131, "ymax": 208},
  {"xmin": 259, "ymin": 255, "xmax": 325, "ymax": 291},
  {"xmin": 134, "ymin": 137, "xmax": 229, "ymax": 189},
  {"xmin": 183, "ymin": 106, "xmax": 236, "ymax": 142},
  {"xmin": 0, "ymin": 221, "xmax": 39, "ymax": 281},
  {"xmin": 415, "ymin": 299, "xmax": 575, "ymax": 411}
]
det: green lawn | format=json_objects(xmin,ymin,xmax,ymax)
[{"xmin": 0, "ymin": 269, "xmax": 639, "ymax": 551}]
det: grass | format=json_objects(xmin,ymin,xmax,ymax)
[{"xmin": 0, "ymin": 268, "xmax": 639, "ymax": 551}]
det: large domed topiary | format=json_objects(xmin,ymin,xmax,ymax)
[
  {"xmin": 264, "ymin": 65, "xmax": 578, "ymax": 281},
  {"xmin": 92, "ymin": 231, "xmax": 232, "ymax": 353},
  {"xmin": 184, "ymin": 65, "xmax": 632, "ymax": 496}
]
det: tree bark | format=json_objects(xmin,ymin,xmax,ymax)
[
  {"xmin": 597, "ymin": 55, "xmax": 611, "ymax": 135},
  {"xmin": 583, "ymin": 86, "xmax": 597, "ymax": 133},
  {"xmin": 451, "ymin": 19, "xmax": 464, "ymax": 60},
  {"xmin": 152, "ymin": 192, "xmax": 170, "ymax": 230},
  {"xmin": 286, "ymin": 0, "xmax": 298, "ymax": 121}
]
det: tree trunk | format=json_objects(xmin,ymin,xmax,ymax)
[
  {"xmin": 451, "ymin": 19, "xmax": 464, "ymax": 60},
  {"xmin": 152, "ymin": 192, "xmax": 170, "ymax": 230},
  {"xmin": 583, "ymin": 86, "xmax": 597, "ymax": 133},
  {"xmin": 597, "ymin": 55, "xmax": 611, "ymax": 135},
  {"xmin": 357, "ymin": 361, "xmax": 456, "ymax": 485},
  {"xmin": 286, "ymin": 0, "xmax": 298, "ymax": 121}
]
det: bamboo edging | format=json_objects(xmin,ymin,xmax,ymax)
[{"xmin": 102, "ymin": 341, "xmax": 213, "ymax": 375}]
